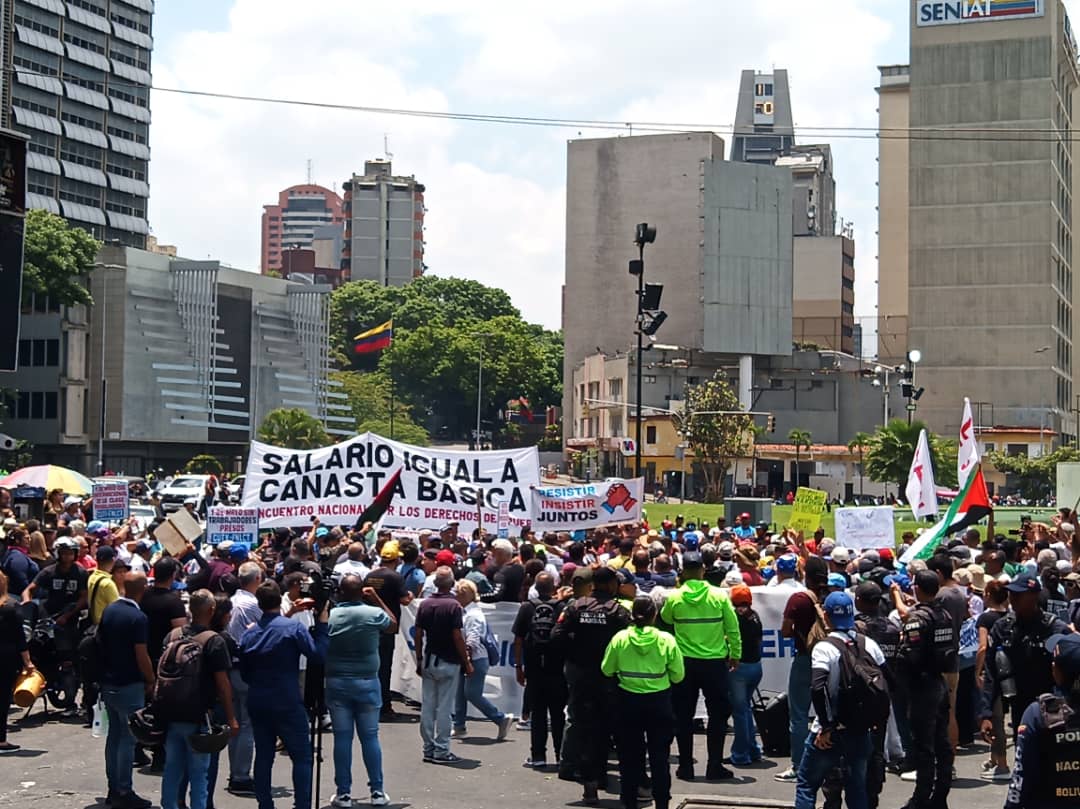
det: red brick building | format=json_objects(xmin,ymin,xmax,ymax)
[{"xmin": 261, "ymin": 184, "xmax": 345, "ymax": 275}]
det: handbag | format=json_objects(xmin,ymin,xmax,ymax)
[{"xmin": 482, "ymin": 621, "xmax": 501, "ymax": 666}]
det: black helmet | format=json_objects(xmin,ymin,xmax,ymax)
[
  {"xmin": 128, "ymin": 707, "xmax": 165, "ymax": 747},
  {"xmin": 187, "ymin": 721, "xmax": 230, "ymax": 754}
]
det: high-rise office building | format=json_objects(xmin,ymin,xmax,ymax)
[
  {"xmin": 260, "ymin": 183, "xmax": 344, "ymax": 274},
  {"xmin": 878, "ymin": 0, "xmax": 1079, "ymax": 437},
  {"xmin": 731, "ymin": 69, "xmax": 795, "ymax": 165},
  {"xmin": 341, "ymin": 159, "xmax": 425, "ymax": 286},
  {"xmin": 5, "ymin": 0, "xmax": 153, "ymax": 247}
]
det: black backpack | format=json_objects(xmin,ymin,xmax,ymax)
[
  {"xmin": 526, "ymin": 598, "xmax": 558, "ymax": 650},
  {"xmin": 152, "ymin": 628, "xmax": 215, "ymax": 722},
  {"xmin": 826, "ymin": 634, "xmax": 891, "ymax": 732},
  {"xmin": 77, "ymin": 579, "xmax": 107, "ymax": 683}
]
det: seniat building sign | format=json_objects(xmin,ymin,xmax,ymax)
[{"xmin": 916, "ymin": 0, "xmax": 1044, "ymax": 26}]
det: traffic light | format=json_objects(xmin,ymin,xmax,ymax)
[{"xmin": 766, "ymin": 414, "xmax": 776, "ymax": 433}]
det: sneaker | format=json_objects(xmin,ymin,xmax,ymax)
[
  {"xmin": 774, "ymin": 767, "xmax": 798, "ymax": 782},
  {"xmin": 900, "ymin": 770, "xmax": 918, "ymax": 782},
  {"xmin": 450, "ymin": 727, "xmax": 465, "ymax": 738},
  {"xmin": 705, "ymin": 765, "xmax": 734, "ymax": 780},
  {"xmin": 227, "ymin": 778, "xmax": 256, "ymax": 796},
  {"xmin": 524, "ymin": 757, "xmax": 547, "ymax": 768},
  {"xmin": 980, "ymin": 759, "xmax": 997, "ymax": 773},
  {"xmin": 981, "ymin": 766, "xmax": 1012, "ymax": 782},
  {"xmin": 110, "ymin": 792, "xmax": 152, "ymax": 809},
  {"xmin": 432, "ymin": 752, "xmax": 462, "ymax": 764},
  {"xmin": 422, "ymin": 753, "xmax": 434, "ymax": 763},
  {"xmin": 370, "ymin": 792, "xmax": 390, "ymax": 807},
  {"xmin": 582, "ymin": 782, "xmax": 599, "ymax": 806},
  {"xmin": 675, "ymin": 765, "xmax": 695, "ymax": 781},
  {"xmin": 0, "ymin": 742, "xmax": 20, "ymax": 754},
  {"xmin": 331, "ymin": 794, "xmax": 352, "ymax": 808},
  {"xmin": 497, "ymin": 713, "xmax": 517, "ymax": 741},
  {"xmin": 517, "ymin": 718, "xmax": 531, "ymax": 731}
]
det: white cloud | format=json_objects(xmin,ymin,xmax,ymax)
[{"xmin": 150, "ymin": 0, "xmax": 897, "ymax": 333}]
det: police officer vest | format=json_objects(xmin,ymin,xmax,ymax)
[
  {"xmin": 566, "ymin": 596, "xmax": 628, "ymax": 670},
  {"xmin": 857, "ymin": 613, "xmax": 900, "ymax": 661},
  {"xmin": 1036, "ymin": 695, "xmax": 1080, "ymax": 805},
  {"xmin": 903, "ymin": 603, "xmax": 955, "ymax": 675}
]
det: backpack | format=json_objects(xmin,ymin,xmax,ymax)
[
  {"xmin": 77, "ymin": 578, "xmax": 106, "ymax": 684},
  {"xmin": 152, "ymin": 628, "xmax": 215, "ymax": 722},
  {"xmin": 802, "ymin": 590, "xmax": 830, "ymax": 651},
  {"xmin": 526, "ymin": 598, "xmax": 558, "ymax": 651},
  {"xmin": 826, "ymin": 634, "xmax": 891, "ymax": 732}
]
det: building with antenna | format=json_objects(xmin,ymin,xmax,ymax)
[
  {"xmin": 260, "ymin": 183, "xmax": 345, "ymax": 275},
  {"xmin": 341, "ymin": 159, "xmax": 425, "ymax": 286}
]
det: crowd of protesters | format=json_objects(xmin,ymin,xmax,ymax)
[{"xmin": 4, "ymin": 496, "xmax": 1080, "ymax": 809}]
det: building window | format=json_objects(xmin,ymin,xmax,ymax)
[
  {"xmin": 646, "ymin": 425, "xmax": 657, "ymax": 445},
  {"xmin": 14, "ymin": 391, "xmax": 58, "ymax": 420}
]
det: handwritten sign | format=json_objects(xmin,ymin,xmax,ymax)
[
  {"xmin": 206, "ymin": 506, "xmax": 259, "ymax": 548},
  {"xmin": 92, "ymin": 481, "xmax": 129, "ymax": 523},
  {"xmin": 789, "ymin": 487, "xmax": 827, "ymax": 534},
  {"xmin": 835, "ymin": 506, "xmax": 896, "ymax": 550}
]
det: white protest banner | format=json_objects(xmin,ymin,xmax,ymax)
[
  {"xmin": 206, "ymin": 506, "xmax": 259, "ymax": 548},
  {"xmin": 92, "ymin": 480, "xmax": 129, "ymax": 523},
  {"xmin": 835, "ymin": 506, "xmax": 897, "ymax": 550},
  {"xmin": 242, "ymin": 433, "xmax": 539, "ymax": 530},
  {"xmin": 531, "ymin": 478, "xmax": 645, "ymax": 532}
]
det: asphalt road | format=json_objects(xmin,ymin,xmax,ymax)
[{"xmin": 2, "ymin": 702, "xmax": 1009, "ymax": 809}]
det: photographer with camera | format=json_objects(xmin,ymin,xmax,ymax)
[
  {"xmin": 281, "ymin": 572, "xmax": 317, "ymax": 700},
  {"xmin": 238, "ymin": 579, "xmax": 329, "ymax": 809}
]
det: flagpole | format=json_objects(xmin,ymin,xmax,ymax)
[{"xmin": 390, "ymin": 352, "xmax": 395, "ymax": 440}]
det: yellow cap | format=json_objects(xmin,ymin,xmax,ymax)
[{"xmin": 380, "ymin": 539, "xmax": 401, "ymax": 560}]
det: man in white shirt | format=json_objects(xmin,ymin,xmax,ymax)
[
  {"xmin": 332, "ymin": 542, "xmax": 371, "ymax": 585},
  {"xmin": 793, "ymin": 591, "xmax": 886, "ymax": 809}
]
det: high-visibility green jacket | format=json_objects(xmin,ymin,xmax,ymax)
[
  {"xmin": 659, "ymin": 578, "xmax": 742, "ymax": 660},
  {"xmin": 601, "ymin": 625, "xmax": 685, "ymax": 694}
]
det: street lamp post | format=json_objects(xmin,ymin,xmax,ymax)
[
  {"xmin": 904, "ymin": 349, "xmax": 922, "ymax": 425},
  {"xmin": 1035, "ymin": 345, "xmax": 1051, "ymax": 454},
  {"xmin": 630, "ymin": 223, "xmax": 659, "ymax": 479},
  {"xmin": 474, "ymin": 333, "xmax": 494, "ymax": 450}
]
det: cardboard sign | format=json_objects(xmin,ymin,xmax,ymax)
[
  {"xmin": 152, "ymin": 507, "xmax": 203, "ymax": 557},
  {"xmin": 206, "ymin": 506, "xmax": 259, "ymax": 548},
  {"xmin": 835, "ymin": 506, "xmax": 896, "ymax": 550},
  {"xmin": 788, "ymin": 487, "xmax": 827, "ymax": 534},
  {"xmin": 92, "ymin": 481, "xmax": 129, "ymax": 523},
  {"xmin": 531, "ymin": 478, "xmax": 645, "ymax": 531}
]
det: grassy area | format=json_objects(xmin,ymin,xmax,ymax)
[{"xmin": 642, "ymin": 502, "xmax": 1056, "ymax": 547}]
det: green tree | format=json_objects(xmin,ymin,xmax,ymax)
[
  {"xmin": 847, "ymin": 431, "xmax": 872, "ymax": 499},
  {"xmin": 355, "ymin": 417, "xmax": 429, "ymax": 447},
  {"xmin": 864, "ymin": 419, "xmax": 958, "ymax": 493},
  {"xmin": 330, "ymin": 370, "xmax": 428, "ymax": 443},
  {"xmin": 788, "ymin": 428, "xmax": 813, "ymax": 491},
  {"xmin": 673, "ymin": 372, "xmax": 750, "ymax": 503},
  {"xmin": 184, "ymin": 454, "xmax": 224, "ymax": 475},
  {"xmin": 986, "ymin": 445, "xmax": 1080, "ymax": 500},
  {"xmin": 257, "ymin": 407, "xmax": 331, "ymax": 450},
  {"xmin": 22, "ymin": 209, "xmax": 101, "ymax": 307}
]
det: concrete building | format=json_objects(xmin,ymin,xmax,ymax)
[
  {"xmin": 261, "ymin": 183, "xmax": 344, "ymax": 274},
  {"xmin": 342, "ymin": 159, "xmax": 425, "ymax": 286},
  {"xmin": 145, "ymin": 234, "xmax": 175, "ymax": 256},
  {"xmin": 6, "ymin": 245, "xmax": 354, "ymax": 473},
  {"xmin": 731, "ymin": 69, "xmax": 795, "ymax": 165},
  {"xmin": 5, "ymin": 0, "xmax": 153, "ymax": 246},
  {"xmin": 876, "ymin": 64, "xmax": 911, "ymax": 366},
  {"xmin": 792, "ymin": 235, "xmax": 856, "ymax": 354},
  {"xmin": 1, "ymin": 0, "xmax": 12, "ymax": 130},
  {"xmin": 563, "ymin": 132, "xmax": 793, "ymax": 444},
  {"xmin": 877, "ymin": 1, "xmax": 1080, "ymax": 438},
  {"xmin": 777, "ymin": 144, "xmax": 836, "ymax": 237}
]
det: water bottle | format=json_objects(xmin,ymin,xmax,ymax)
[{"xmin": 91, "ymin": 698, "xmax": 108, "ymax": 738}]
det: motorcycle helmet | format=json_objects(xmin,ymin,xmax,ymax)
[
  {"xmin": 187, "ymin": 719, "xmax": 230, "ymax": 754},
  {"xmin": 128, "ymin": 706, "xmax": 166, "ymax": 747},
  {"xmin": 53, "ymin": 537, "xmax": 79, "ymax": 553}
]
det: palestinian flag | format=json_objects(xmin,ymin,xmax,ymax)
[
  {"xmin": 353, "ymin": 320, "xmax": 393, "ymax": 355},
  {"xmin": 900, "ymin": 464, "xmax": 992, "ymax": 566},
  {"xmin": 351, "ymin": 468, "xmax": 402, "ymax": 531}
]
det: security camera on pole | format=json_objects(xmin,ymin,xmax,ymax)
[{"xmin": 629, "ymin": 223, "xmax": 666, "ymax": 480}]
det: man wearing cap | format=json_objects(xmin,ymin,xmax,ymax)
[
  {"xmin": 980, "ymin": 571, "xmax": 1070, "ymax": 752},
  {"xmin": 80, "ymin": 544, "xmax": 123, "ymax": 726},
  {"xmin": 58, "ymin": 495, "xmax": 84, "ymax": 528},
  {"xmin": 1004, "ymin": 633, "xmax": 1080, "ymax": 808},
  {"xmin": 895, "ymin": 570, "xmax": 956, "ymax": 809},
  {"xmin": 768, "ymin": 553, "xmax": 804, "ymax": 591},
  {"xmin": 661, "ymin": 550, "xmax": 742, "ymax": 782},
  {"xmin": 129, "ymin": 539, "xmax": 153, "ymax": 576},
  {"xmin": 731, "ymin": 513, "xmax": 754, "ymax": 541},
  {"xmin": 829, "ymin": 548, "xmax": 852, "ymax": 587},
  {"xmin": 364, "ymin": 539, "xmax": 413, "ymax": 720},
  {"xmin": 794, "ymin": 591, "xmax": 885, "ymax": 809}
]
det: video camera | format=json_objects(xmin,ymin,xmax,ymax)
[{"xmin": 299, "ymin": 574, "xmax": 334, "ymax": 613}]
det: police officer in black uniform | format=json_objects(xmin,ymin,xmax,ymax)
[
  {"xmin": 896, "ymin": 569, "xmax": 956, "ymax": 809},
  {"xmin": 980, "ymin": 571, "xmax": 1070, "ymax": 748},
  {"xmin": 550, "ymin": 565, "xmax": 631, "ymax": 806},
  {"xmin": 1004, "ymin": 633, "xmax": 1080, "ymax": 809}
]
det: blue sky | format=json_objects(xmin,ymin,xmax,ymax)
[{"xmin": 143, "ymin": 1, "xmax": 957, "ymax": 336}]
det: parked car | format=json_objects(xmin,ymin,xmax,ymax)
[{"xmin": 158, "ymin": 474, "xmax": 210, "ymax": 514}]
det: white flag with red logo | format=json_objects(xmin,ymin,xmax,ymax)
[
  {"xmin": 957, "ymin": 398, "xmax": 979, "ymax": 489},
  {"xmin": 906, "ymin": 428, "xmax": 939, "ymax": 520}
]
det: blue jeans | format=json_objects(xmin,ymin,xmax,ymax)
[
  {"xmin": 326, "ymin": 676, "xmax": 383, "ymax": 796},
  {"xmin": 162, "ymin": 721, "xmax": 210, "ymax": 809},
  {"xmin": 227, "ymin": 671, "xmax": 253, "ymax": 782},
  {"xmin": 101, "ymin": 682, "xmax": 145, "ymax": 795},
  {"xmin": 728, "ymin": 661, "xmax": 763, "ymax": 764},
  {"xmin": 420, "ymin": 658, "xmax": 460, "ymax": 759},
  {"xmin": 795, "ymin": 729, "xmax": 871, "ymax": 809},
  {"xmin": 453, "ymin": 657, "xmax": 504, "ymax": 730},
  {"xmin": 788, "ymin": 653, "xmax": 812, "ymax": 769},
  {"xmin": 249, "ymin": 695, "xmax": 312, "ymax": 809}
]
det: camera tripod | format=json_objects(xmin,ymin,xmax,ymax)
[{"xmin": 306, "ymin": 663, "xmax": 327, "ymax": 809}]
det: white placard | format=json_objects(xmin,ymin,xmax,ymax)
[
  {"xmin": 92, "ymin": 481, "xmax": 129, "ymax": 523},
  {"xmin": 206, "ymin": 506, "xmax": 259, "ymax": 547},
  {"xmin": 531, "ymin": 478, "xmax": 645, "ymax": 532},
  {"xmin": 834, "ymin": 506, "xmax": 897, "ymax": 550}
]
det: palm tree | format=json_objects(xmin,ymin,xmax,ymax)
[
  {"xmin": 257, "ymin": 407, "xmax": 332, "ymax": 450},
  {"xmin": 788, "ymin": 428, "xmax": 812, "ymax": 492},
  {"xmin": 847, "ymin": 431, "xmax": 872, "ymax": 500},
  {"xmin": 864, "ymin": 419, "xmax": 958, "ymax": 494}
]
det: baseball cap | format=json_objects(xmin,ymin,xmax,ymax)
[
  {"xmin": 380, "ymin": 540, "xmax": 401, "ymax": 560},
  {"xmin": 64, "ymin": 495, "xmax": 81, "ymax": 506},
  {"xmin": 571, "ymin": 566, "xmax": 593, "ymax": 583},
  {"xmin": 827, "ymin": 573, "xmax": 847, "ymax": 589},
  {"xmin": 135, "ymin": 539, "xmax": 154, "ymax": 552},
  {"xmin": 739, "ymin": 512, "xmax": 751, "ymax": 520},
  {"xmin": 1045, "ymin": 634, "xmax": 1080, "ymax": 676},
  {"xmin": 723, "ymin": 569, "xmax": 744, "ymax": 586},
  {"xmin": 682, "ymin": 551, "xmax": 704, "ymax": 569},
  {"xmin": 854, "ymin": 581, "xmax": 883, "ymax": 602},
  {"xmin": 823, "ymin": 591, "xmax": 856, "ymax": 630},
  {"xmin": 730, "ymin": 584, "xmax": 752, "ymax": 606},
  {"xmin": 315, "ymin": 526, "xmax": 329, "ymax": 539},
  {"xmin": 86, "ymin": 520, "xmax": 109, "ymax": 537},
  {"xmin": 1006, "ymin": 571, "xmax": 1042, "ymax": 593},
  {"xmin": 435, "ymin": 549, "xmax": 456, "ymax": 566},
  {"xmin": 831, "ymin": 547, "xmax": 852, "ymax": 563},
  {"xmin": 95, "ymin": 545, "xmax": 116, "ymax": 562},
  {"xmin": 776, "ymin": 553, "xmax": 798, "ymax": 574},
  {"xmin": 228, "ymin": 545, "xmax": 249, "ymax": 561},
  {"xmin": 217, "ymin": 540, "xmax": 234, "ymax": 553},
  {"xmin": 877, "ymin": 548, "xmax": 894, "ymax": 563}
]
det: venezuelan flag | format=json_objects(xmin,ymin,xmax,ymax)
[{"xmin": 353, "ymin": 320, "xmax": 393, "ymax": 355}]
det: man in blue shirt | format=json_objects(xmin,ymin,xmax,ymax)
[
  {"xmin": 239, "ymin": 580, "xmax": 329, "ymax": 809},
  {"xmin": 732, "ymin": 513, "xmax": 756, "ymax": 541},
  {"xmin": 325, "ymin": 574, "xmax": 396, "ymax": 807}
]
